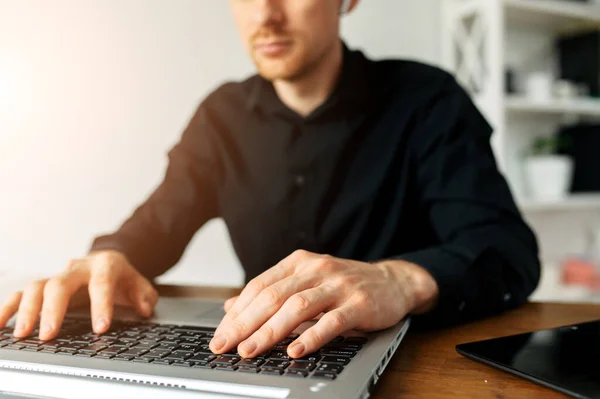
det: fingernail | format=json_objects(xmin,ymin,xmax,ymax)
[
  {"xmin": 240, "ymin": 340, "xmax": 256, "ymax": 355},
  {"xmin": 289, "ymin": 342, "xmax": 305, "ymax": 357},
  {"xmin": 211, "ymin": 334, "xmax": 227, "ymax": 352},
  {"xmin": 95, "ymin": 317, "xmax": 108, "ymax": 332}
]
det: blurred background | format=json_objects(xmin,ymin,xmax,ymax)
[{"xmin": 1, "ymin": 0, "xmax": 600, "ymax": 303}]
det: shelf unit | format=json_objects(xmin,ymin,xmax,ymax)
[
  {"xmin": 441, "ymin": 0, "xmax": 600, "ymax": 213},
  {"xmin": 519, "ymin": 193, "xmax": 600, "ymax": 212},
  {"xmin": 506, "ymin": 96, "xmax": 600, "ymax": 116}
]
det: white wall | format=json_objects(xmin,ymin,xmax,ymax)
[{"xmin": 0, "ymin": 0, "xmax": 442, "ymax": 287}]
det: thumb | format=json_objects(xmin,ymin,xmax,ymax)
[{"xmin": 224, "ymin": 296, "xmax": 239, "ymax": 312}]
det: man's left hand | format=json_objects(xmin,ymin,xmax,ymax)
[{"xmin": 209, "ymin": 250, "xmax": 438, "ymax": 359}]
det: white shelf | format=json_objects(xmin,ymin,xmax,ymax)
[
  {"xmin": 519, "ymin": 194, "xmax": 600, "ymax": 212},
  {"xmin": 504, "ymin": 0, "xmax": 600, "ymax": 32},
  {"xmin": 506, "ymin": 96, "xmax": 600, "ymax": 116}
]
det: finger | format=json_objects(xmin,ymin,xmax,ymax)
[
  {"xmin": 39, "ymin": 269, "xmax": 89, "ymax": 340},
  {"xmin": 127, "ymin": 273, "xmax": 158, "ymax": 318},
  {"xmin": 14, "ymin": 280, "xmax": 47, "ymax": 338},
  {"xmin": 288, "ymin": 305, "xmax": 359, "ymax": 358},
  {"xmin": 220, "ymin": 250, "xmax": 311, "ymax": 327},
  {"xmin": 88, "ymin": 264, "xmax": 120, "ymax": 334},
  {"xmin": 238, "ymin": 285, "xmax": 336, "ymax": 358},
  {"xmin": 0, "ymin": 292, "xmax": 23, "ymax": 329},
  {"xmin": 211, "ymin": 273, "xmax": 319, "ymax": 355},
  {"xmin": 224, "ymin": 296, "xmax": 238, "ymax": 312}
]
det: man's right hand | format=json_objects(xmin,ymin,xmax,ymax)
[{"xmin": 0, "ymin": 250, "xmax": 159, "ymax": 341}]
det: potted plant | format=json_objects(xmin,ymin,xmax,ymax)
[{"xmin": 524, "ymin": 135, "xmax": 573, "ymax": 200}]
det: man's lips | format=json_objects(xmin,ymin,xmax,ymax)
[{"xmin": 253, "ymin": 41, "xmax": 292, "ymax": 57}]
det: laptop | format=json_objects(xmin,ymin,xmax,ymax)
[{"xmin": 0, "ymin": 297, "xmax": 410, "ymax": 399}]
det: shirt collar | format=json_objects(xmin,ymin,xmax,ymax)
[{"xmin": 246, "ymin": 42, "xmax": 373, "ymax": 117}]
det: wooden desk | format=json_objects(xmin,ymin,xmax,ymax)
[{"xmin": 158, "ymin": 285, "xmax": 600, "ymax": 399}]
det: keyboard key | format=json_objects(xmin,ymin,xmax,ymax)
[
  {"xmin": 152, "ymin": 359, "xmax": 173, "ymax": 366},
  {"xmin": 40, "ymin": 340, "xmax": 62, "ymax": 349},
  {"xmin": 157, "ymin": 342, "xmax": 180, "ymax": 350},
  {"xmin": 192, "ymin": 363, "xmax": 216, "ymax": 369},
  {"xmin": 99, "ymin": 347, "xmax": 125, "ymax": 356},
  {"xmin": 171, "ymin": 360, "xmax": 195, "ymax": 367},
  {"xmin": 262, "ymin": 360, "xmax": 289, "ymax": 370},
  {"xmin": 173, "ymin": 326, "xmax": 215, "ymax": 334},
  {"xmin": 294, "ymin": 354, "xmax": 322, "ymax": 363},
  {"xmin": 113, "ymin": 355, "xmax": 135, "ymax": 361},
  {"xmin": 237, "ymin": 366, "xmax": 260, "ymax": 374},
  {"xmin": 22, "ymin": 347, "xmax": 41, "ymax": 352},
  {"xmin": 316, "ymin": 364, "xmax": 344, "ymax": 374},
  {"xmin": 74, "ymin": 353, "xmax": 94, "ymax": 358},
  {"xmin": 267, "ymin": 351, "xmax": 291, "ymax": 361},
  {"xmin": 195, "ymin": 344, "xmax": 213, "ymax": 354},
  {"xmin": 138, "ymin": 339, "xmax": 162, "ymax": 346},
  {"xmin": 19, "ymin": 339, "xmax": 46, "ymax": 347},
  {"xmin": 79, "ymin": 344, "xmax": 108, "ymax": 354},
  {"xmin": 117, "ymin": 337, "xmax": 138, "ymax": 343},
  {"xmin": 56, "ymin": 350, "xmax": 76, "ymax": 356},
  {"xmin": 330, "ymin": 336, "xmax": 345, "ymax": 343},
  {"xmin": 58, "ymin": 343, "xmax": 85, "ymax": 351},
  {"xmin": 110, "ymin": 340, "xmax": 135, "ymax": 348},
  {"xmin": 344, "ymin": 337, "xmax": 367, "ymax": 344},
  {"xmin": 287, "ymin": 361, "xmax": 316, "ymax": 371},
  {"xmin": 142, "ymin": 333, "xmax": 161, "ymax": 339},
  {"xmin": 236, "ymin": 358, "xmax": 264, "ymax": 367},
  {"xmin": 320, "ymin": 356, "xmax": 350, "ymax": 365},
  {"xmin": 311, "ymin": 371, "xmax": 336, "ymax": 380},
  {"xmin": 177, "ymin": 343, "xmax": 199, "ymax": 352},
  {"xmin": 100, "ymin": 332, "xmax": 121, "ymax": 339},
  {"xmin": 132, "ymin": 358, "xmax": 154, "ymax": 363},
  {"xmin": 212, "ymin": 355, "xmax": 240, "ymax": 366},
  {"xmin": 285, "ymin": 370, "xmax": 308, "ymax": 378},
  {"xmin": 319, "ymin": 349, "xmax": 355, "ymax": 357},
  {"xmin": 261, "ymin": 369, "xmax": 283, "ymax": 376},
  {"xmin": 40, "ymin": 349, "xmax": 59, "ymax": 354},
  {"xmin": 214, "ymin": 364, "xmax": 237, "ymax": 372},
  {"xmin": 189, "ymin": 353, "xmax": 216, "ymax": 363},
  {"xmin": 142, "ymin": 349, "xmax": 172, "ymax": 359},
  {"xmin": 5, "ymin": 344, "xmax": 25, "ymax": 350},
  {"xmin": 122, "ymin": 348, "xmax": 149, "ymax": 357},
  {"xmin": 164, "ymin": 352, "xmax": 193, "ymax": 361},
  {"xmin": 179, "ymin": 337, "xmax": 202, "ymax": 345},
  {"xmin": 94, "ymin": 353, "xmax": 115, "ymax": 359},
  {"xmin": 324, "ymin": 342, "xmax": 362, "ymax": 351}
]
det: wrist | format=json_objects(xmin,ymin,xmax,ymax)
[{"xmin": 376, "ymin": 259, "xmax": 439, "ymax": 314}]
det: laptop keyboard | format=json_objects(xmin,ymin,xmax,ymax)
[{"xmin": 0, "ymin": 317, "xmax": 367, "ymax": 380}]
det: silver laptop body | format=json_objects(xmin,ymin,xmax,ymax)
[{"xmin": 0, "ymin": 297, "xmax": 410, "ymax": 399}]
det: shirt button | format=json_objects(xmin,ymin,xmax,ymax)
[
  {"xmin": 458, "ymin": 301, "xmax": 466, "ymax": 312},
  {"xmin": 503, "ymin": 293, "xmax": 512, "ymax": 302},
  {"xmin": 294, "ymin": 175, "xmax": 306, "ymax": 187}
]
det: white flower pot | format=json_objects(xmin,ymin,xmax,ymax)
[{"xmin": 524, "ymin": 155, "xmax": 574, "ymax": 200}]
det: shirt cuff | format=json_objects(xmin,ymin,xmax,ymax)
[{"xmin": 392, "ymin": 246, "xmax": 474, "ymax": 329}]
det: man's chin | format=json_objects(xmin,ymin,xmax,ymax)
[{"xmin": 253, "ymin": 57, "xmax": 306, "ymax": 82}]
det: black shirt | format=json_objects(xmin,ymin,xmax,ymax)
[{"xmin": 91, "ymin": 45, "xmax": 540, "ymax": 328}]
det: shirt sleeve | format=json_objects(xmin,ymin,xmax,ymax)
[
  {"xmin": 89, "ymin": 101, "xmax": 222, "ymax": 280},
  {"xmin": 396, "ymin": 75, "xmax": 541, "ymax": 329}
]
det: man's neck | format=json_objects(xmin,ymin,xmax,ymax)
[{"xmin": 272, "ymin": 41, "xmax": 343, "ymax": 118}]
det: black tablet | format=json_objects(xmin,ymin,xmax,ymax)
[{"xmin": 456, "ymin": 320, "xmax": 600, "ymax": 399}]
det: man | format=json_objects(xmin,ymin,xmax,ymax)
[{"xmin": 0, "ymin": 0, "xmax": 539, "ymax": 360}]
